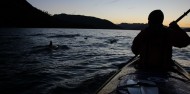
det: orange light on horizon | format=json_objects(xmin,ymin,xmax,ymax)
[{"xmin": 111, "ymin": 18, "xmax": 189, "ymax": 28}]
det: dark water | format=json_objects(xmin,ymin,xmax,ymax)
[{"xmin": 0, "ymin": 28, "xmax": 189, "ymax": 94}]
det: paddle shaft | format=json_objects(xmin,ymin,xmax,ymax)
[{"xmin": 175, "ymin": 9, "xmax": 190, "ymax": 22}]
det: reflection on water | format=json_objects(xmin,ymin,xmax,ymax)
[{"xmin": 0, "ymin": 28, "xmax": 189, "ymax": 94}]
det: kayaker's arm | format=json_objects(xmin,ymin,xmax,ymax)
[
  {"xmin": 169, "ymin": 21, "xmax": 190, "ymax": 48},
  {"xmin": 169, "ymin": 9, "xmax": 190, "ymax": 48},
  {"xmin": 131, "ymin": 31, "xmax": 145, "ymax": 55}
]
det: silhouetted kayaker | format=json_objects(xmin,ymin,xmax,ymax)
[
  {"xmin": 132, "ymin": 10, "xmax": 190, "ymax": 71},
  {"xmin": 48, "ymin": 41, "xmax": 58, "ymax": 50},
  {"xmin": 49, "ymin": 41, "xmax": 53, "ymax": 47}
]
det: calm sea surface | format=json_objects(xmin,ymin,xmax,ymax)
[{"xmin": 0, "ymin": 28, "xmax": 189, "ymax": 94}]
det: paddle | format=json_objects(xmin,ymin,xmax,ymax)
[
  {"xmin": 172, "ymin": 60, "xmax": 190, "ymax": 80},
  {"xmin": 175, "ymin": 9, "xmax": 190, "ymax": 23},
  {"xmin": 169, "ymin": 9, "xmax": 190, "ymax": 80}
]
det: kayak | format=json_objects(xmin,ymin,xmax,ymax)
[{"xmin": 96, "ymin": 56, "xmax": 190, "ymax": 94}]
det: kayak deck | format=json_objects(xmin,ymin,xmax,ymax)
[{"xmin": 96, "ymin": 59, "xmax": 190, "ymax": 94}]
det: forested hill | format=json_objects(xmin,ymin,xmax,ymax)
[
  {"xmin": 0, "ymin": 0, "xmax": 62, "ymax": 27},
  {"xmin": 53, "ymin": 14, "xmax": 121, "ymax": 29},
  {"xmin": 118, "ymin": 23, "xmax": 148, "ymax": 30},
  {"xmin": 0, "ymin": 0, "xmax": 120, "ymax": 29}
]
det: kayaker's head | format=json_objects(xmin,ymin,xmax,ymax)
[{"xmin": 148, "ymin": 10, "xmax": 164, "ymax": 26}]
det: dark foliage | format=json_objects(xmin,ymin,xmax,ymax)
[
  {"xmin": 0, "ymin": 0, "xmax": 63, "ymax": 27},
  {"xmin": 53, "ymin": 14, "xmax": 121, "ymax": 29},
  {"xmin": 0, "ymin": 0, "xmax": 120, "ymax": 29}
]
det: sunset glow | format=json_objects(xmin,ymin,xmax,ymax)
[{"xmin": 27, "ymin": 0, "xmax": 190, "ymax": 27}]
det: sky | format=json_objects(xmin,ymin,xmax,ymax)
[{"xmin": 27, "ymin": 0, "xmax": 190, "ymax": 27}]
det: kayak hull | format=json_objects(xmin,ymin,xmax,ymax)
[{"xmin": 96, "ymin": 58, "xmax": 190, "ymax": 94}]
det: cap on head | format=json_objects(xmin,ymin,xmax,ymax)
[{"xmin": 148, "ymin": 10, "xmax": 164, "ymax": 24}]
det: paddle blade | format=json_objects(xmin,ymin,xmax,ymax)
[{"xmin": 173, "ymin": 60, "xmax": 190, "ymax": 80}]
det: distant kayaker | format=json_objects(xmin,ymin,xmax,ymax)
[
  {"xmin": 48, "ymin": 41, "xmax": 58, "ymax": 50},
  {"xmin": 132, "ymin": 10, "xmax": 190, "ymax": 71},
  {"xmin": 49, "ymin": 41, "xmax": 53, "ymax": 47}
]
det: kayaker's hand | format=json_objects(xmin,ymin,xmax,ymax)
[{"xmin": 169, "ymin": 21, "xmax": 181, "ymax": 30}]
